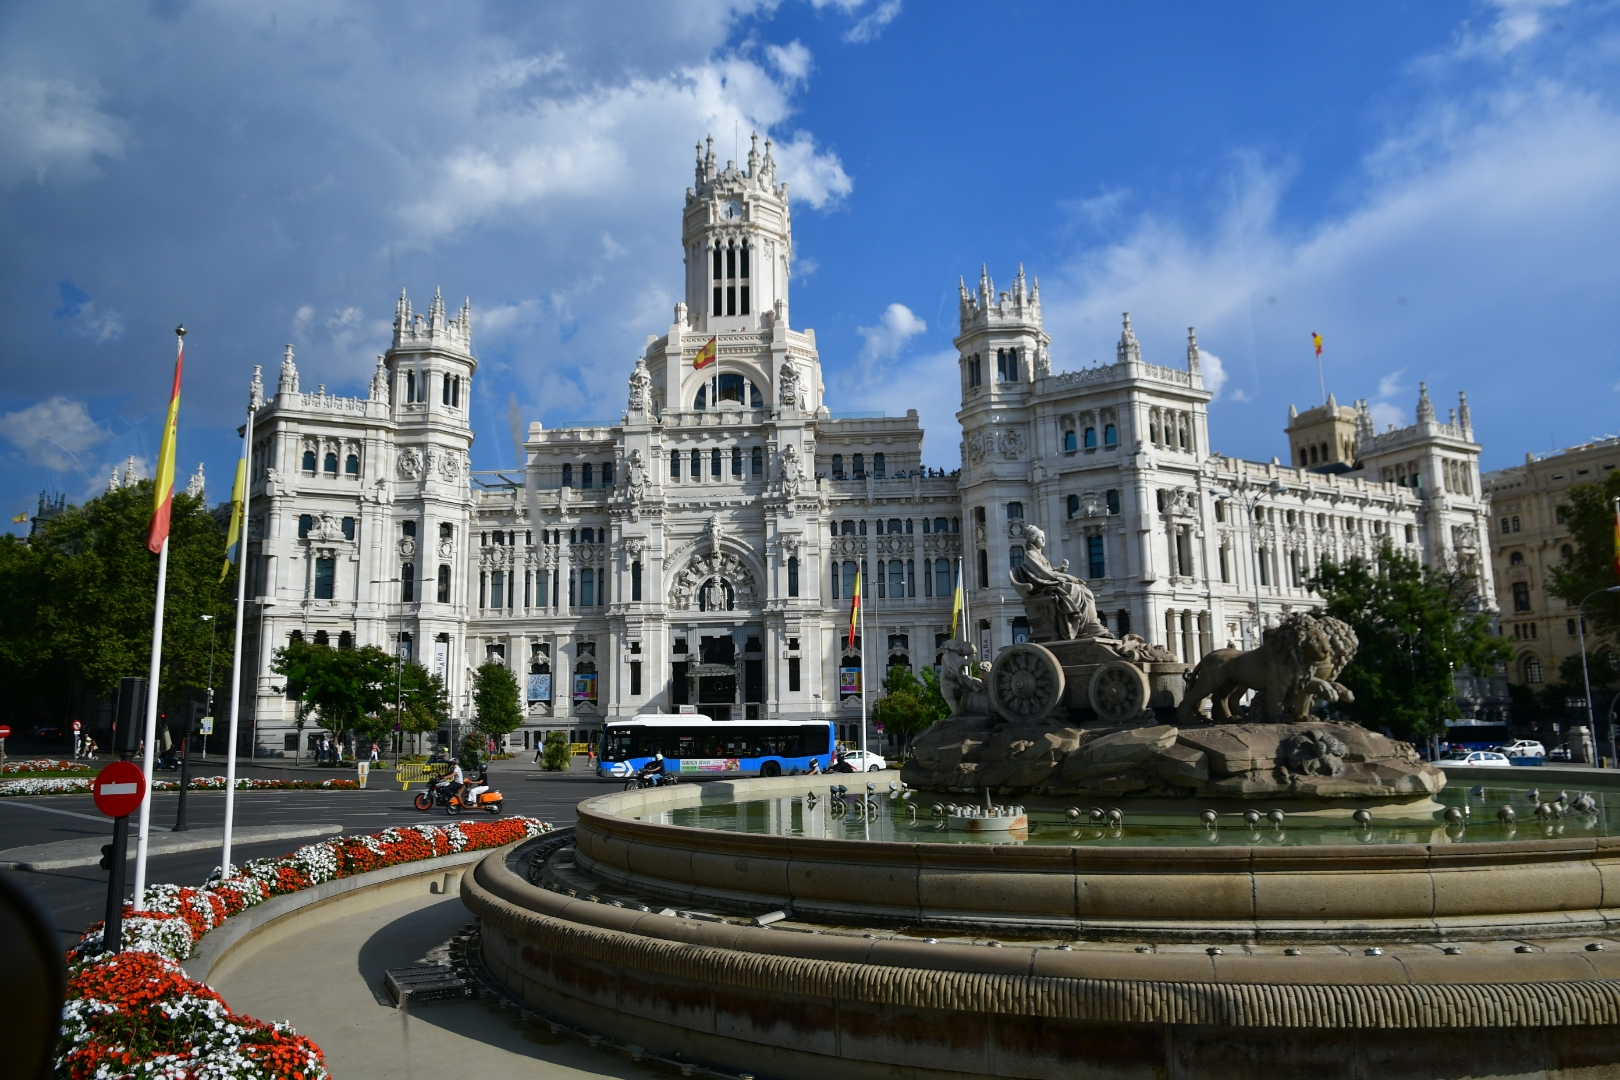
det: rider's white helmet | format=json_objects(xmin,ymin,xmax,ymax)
[{"xmin": 655, "ymin": 752, "xmax": 664, "ymax": 760}]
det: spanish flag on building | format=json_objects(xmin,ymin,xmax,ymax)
[
  {"xmin": 693, "ymin": 336, "xmax": 717, "ymax": 370},
  {"xmin": 147, "ymin": 329, "xmax": 185, "ymax": 554},
  {"xmin": 848, "ymin": 567, "xmax": 861, "ymax": 650}
]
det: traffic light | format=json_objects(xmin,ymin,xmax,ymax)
[{"xmin": 99, "ymin": 844, "xmax": 115, "ymax": 872}]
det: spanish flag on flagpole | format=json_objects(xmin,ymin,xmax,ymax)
[
  {"xmin": 848, "ymin": 567, "xmax": 861, "ymax": 650},
  {"xmin": 147, "ymin": 329, "xmax": 185, "ymax": 554},
  {"xmin": 221, "ymin": 457, "xmax": 246, "ymax": 581},
  {"xmin": 693, "ymin": 336, "xmax": 718, "ymax": 370},
  {"xmin": 1312, "ymin": 332, "xmax": 1323, "ymax": 357},
  {"xmin": 950, "ymin": 560, "xmax": 964, "ymax": 638}
]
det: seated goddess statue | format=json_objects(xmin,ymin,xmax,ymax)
[{"xmin": 1008, "ymin": 525, "xmax": 1108, "ymax": 642}]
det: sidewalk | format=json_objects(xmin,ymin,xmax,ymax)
[{"xmin": 211, "ymin": 886, "xmax": 642, "ymax": 1079}]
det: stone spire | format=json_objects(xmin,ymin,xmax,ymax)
[
  {"xmin": 1186, "ymin": 327, "xmax": 1200, "ymax": 374},
  {"xmin": 107, "ymin": 465, "xmax": 121, "ymax": 493},
  {"xmin": 1458, "ymin": 391, "xmax": 1472, "ymax": 435},
  {"xmin": 1416, "ymin": 381, "xmax": 1435, "ymax": 423},
  {"xmin": 1289, "ymin": 402, "xmax": 1298, "ymax": 420},
  {"xmin": 747, "ymin": 131, "xmax": 760, "ymax": 178},
  {"xmin": 278, "ymin": 345, "xmax": 299, "ymax": 395},
  {"xmin": 1327, "ymin": 390, "xmax": 1338, "ymax": 411},
  {"xmin": 1014, "ymin": 264, "xmax": 1027, "ymax": 304},
  {"xmin": 978, "ymin": 264, "xmax": 993, "ymax": 306},
  {"xmin": 369, "ymin": 355, "xmax": 390, "ymax": 403},
  {"xmin": 249, "ymin": 365, "xmax": 265, "ymax": 410},
  {"xmin": 121, "ymin": 456, "xmax": 139, "ymax": 488},
  {"xmin": 1116, "ymin": 312, "xmax": 1141, "ymax": 364},
  {"xmin": 186, "ymin": 462, "xmax": 205, "ymax": 499},
  {"xmin": 393, "ymin": 288, "xmax": 412, "ymax": 332},
  {"xmin": 429, "ymin": 287, "xmax": 446, "ymax": 330},
  {"xmin": 1355, "ymin": 399, "xmax": 1375, "ymax": 444}
]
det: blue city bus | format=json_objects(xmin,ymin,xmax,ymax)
[{"xmin": 597, "ymin": 713, "xmax": 835, "ymax": 779}]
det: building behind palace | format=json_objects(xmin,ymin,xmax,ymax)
[{"xmin": 232, "ymin": 136, "xmax": 1507, "ymax": 756}]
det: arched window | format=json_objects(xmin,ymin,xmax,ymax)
[
  {"xmin": 873, "ymin": 453, "xmax": 886, "ymax": 478},
  {"xmin": 403, "ymin": 520, "xmax": 416, "ymax": 537},
  {"xmin": 323, "ymin": 451, "xmax": 337, "ymax": 475},
  {"xmin": 853, "ymin": 453, "xmax": 866, "ymax": 477},
  {"xmin": 302, "ymin": 448, "xmax": 317, "ymax": 472},
  {"xmin": 832, "ymin": 454, "xmax": 844, "ymax": 477},
  {"xmin": 1067, "ymin": 494, "xmax": 1080, "ymax": 518},
  {"xmin": 437, "ymin": 564, "xmax": 451, "ymax": 603},
  {"xmin": 401, "ymin": 564, "xmax": 415, "ymax": 602},
  {"xmin": 313, "ymin": 630, "xmax": 329, "ymax": 646},
  {"xmin": 1084, "ymin": 427, "xmax": 1097, "ymax": 450},
  {"xmin": 1512, "ymin": 516, "xmax": 1521, "ymax": 532},
  {"xmin": 561, "ymin": 463, "xmax": 573, "ymax": 487},
  {"xmin": 1104, "ymin": 424, "xmax": 1118, "ymax": 447},
  {"xmin": 1524, "ymin": 655, "xmax": 1543, "ymax": 683},
  {"xmin": 1510, "ymin": 551, "xmax": 1525, "ymax": 566},
  {"xmin": 298, "ymin": 514, "xmax": 313, "ymax": 538},
  {"xmin": 1064, "ymin": 430, "xmax": 1077, "ymax": 453},
  {"xmin": 405, "ymin": 370, "xmax": 416, "ymax": 402},
  {"xmin": 1309, "ymin": 446, "xmax": 1318, "ymax": 464},
  {"xmin": 338, "ymin": 631, "xmax": 353, "ymax": 650},
  {"xmin": 841, "ymin": 520, "xmax": 856, "ymax": 535},
  {"xmin": 345, "ymin": 453, "xmax": 359, "ymax": 476}
]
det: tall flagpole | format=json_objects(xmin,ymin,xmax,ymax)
[
  {"xmin": 221, "ymin": 400, "xmax": 255, "ymax": 876},
  {"xmin": 133, "ymin": 326, "xmax": 185, "ymax": 911},
  {"xmin": 858, "ymin": 562, "xmax": 869, "ymax": 761}
]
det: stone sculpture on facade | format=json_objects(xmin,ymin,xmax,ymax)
[
  {"xmin": 627, "ymin": 357, "xmax": 652, "ymax": 415},
  {"xmin": 778, "ymin": 362, "xmax": 802, "ymax": 408},
  {"xmin": 624, "ymin": 449, "xmax": 647, "ymax": 519},
  {"xmin": 1008, "ymin": 525, "xmax": 1106, "ymax": 640}
]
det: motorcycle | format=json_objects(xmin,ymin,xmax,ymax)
[
  {"xmin": 623, "ymin": 769, "xmax": 678, "ymax": 792},
  {"xmin": 413, "ymin": 775, "xmax": 504, "ymax": 815}
]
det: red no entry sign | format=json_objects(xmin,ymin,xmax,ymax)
[
  {"xmin": 93, "ymin": 761, "xmax": 147, "ymax": 818},
  {"xmin": 0, "ymin": 724, "xmax": 10, "ymax": 738}
]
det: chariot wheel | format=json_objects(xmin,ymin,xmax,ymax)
[
  {"xmin": 1088, "ymin": 661, "xmax": 1151, "ymax": 723},
  {"xmin": 987, "ymin": 643, "xmax": 1065, "ymax": 723}
]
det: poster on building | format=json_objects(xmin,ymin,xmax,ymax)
[
  {"xmin": 573, "ymin": 672, "xmax": 598, "ymax": 705},
  {"xmin": 838, "ymin": 667, "xmax": 861, "ymax": 696},
  {"xmin": 978, "ymin": 628, "xmax": 991, "ymax": 664},
  {"xmin": 433, "ymin": 639, "xmax": 449, "ymax": 681},
  {"xmin": 527, "ymin": 673, "xmax": 552, "ymax": 702}
]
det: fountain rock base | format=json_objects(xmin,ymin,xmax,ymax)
[{"xmin": 902, "ymin": 718, "xmax": 1445, "ymax": 801}]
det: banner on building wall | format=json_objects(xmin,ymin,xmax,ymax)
[
  {"xmin": 573, "ymin": 672, "xmax": 598, "ymax": 704},
  {"xmin": 978, "ymin": 628, "xmax": 991, "ymax": 664},
  {"xmin": 528, "ymin": 673, "xmax": 552, "ymax": 702},
  {"xmin": 433, "ymin": 640, "xmax": 449, "ymax": 681},
  {"xmin": 838, "ymin": 667, "xmax": 861, "ymax": 696}
]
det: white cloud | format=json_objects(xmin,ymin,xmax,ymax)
[
  {"xmin": 766, "ymin": 41, "xmax": 813, "ymax": 86},
  {"xmin": 0, "ymin": 72, "xmax": 125, "ymax": 187},
  {"xmin": 0, "ymin": 396, "xmax": 110, "ymax": 471},
  {"xmin": 1200, "ymin": 348, "xmax": 1229, "ymax": 399},
  {"xmin": 293, "ymin": 306, "xmax": 315, "ymax": 334},
  {"xmin": 856, "ymin": 303, "xmax": 927, "ymax": 362},
  {"xmin": 1450, "ymin": 0, "xmax": 1573, "ymax": 59},
  {"xmin": 844, "ymin": 0, "xmax": 904, "ymax": 43},
  {"xmin": 1376, "ymin": 370, "xmax": 1406, "ymax": 400},
  {"xmin": 66, "ymin": 301, "xmax": 123, "ymax": 343}
]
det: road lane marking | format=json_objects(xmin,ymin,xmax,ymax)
[{"xmin": 3, "ymin": 802, "xmax": 106, "ymax": 823}]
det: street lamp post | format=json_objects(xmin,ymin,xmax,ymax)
[
  {"xmin": 1576, "ymin": 585, "xmax": 1620, "ymax": 767},
  {"xmin": 371, "ymin": 577, "xmax": 405, "ymax": 770},
  {"xmin": 1216, "ymin": 478, "xmax": 1285, "ymax": 650},
  {"xmin": 200, "ymin": 614, "xmax": 218, "ymax": 760}
]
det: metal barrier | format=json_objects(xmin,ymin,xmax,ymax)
[{"xmin": 396, "ymin": 763, "xmax": 450, "ymax": 790}]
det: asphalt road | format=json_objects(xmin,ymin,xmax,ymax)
[{"xmin": 0, "ymin": 754, "xmax": 609, "ymax": 948}]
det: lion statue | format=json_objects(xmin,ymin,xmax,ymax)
[
  {"xmin": 1176, "ymin": 612, "xmax": 1358, "ymax": 724},
  {"xmin": 938, "ymin": 638, "xmax": 990, "ymax": 718}
]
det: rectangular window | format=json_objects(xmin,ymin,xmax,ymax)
[
  {"xmin": 580, "ymin": 568, "xmax": 594, "ymax": 607},
  {"xmin": 630, "ymin": 661, "xmax": 642, "ymax": 696},
  {"xmin": 874, "ymin": 453, "xmax": 886, "ymax": 478},
  {"xmin": 298, "ymin": 514, "xmax": 313, "ymax": 538},
  {"xmin": 561, "ymin": 463, "xmax": 573, "ymax": 488},
  {"xmin": 524, "ymin": 571, "xmax": 532, "ymax": 608},
  {"xmin": 1009, "ymin": 545, "xmax": 1025, "ymax": 571},
  {"xmin": 889, "ymin": 559, "xmax": 905, "ymax": 598},
  {"xmin": 732, "ymin": 446, "xmax": 743, "ymax": 476},
  {"xmin": 402, "ymin": 564, "xmax": 415, "ymax": 602},
  {"xmin": 1258, "ymin": 550, "xmax": 1271, "ymax": 587},
  {"xmin": 831, "ymin": 559, "xmax": 840, "ymax": 600},
  {"xmin": 602, "ymin": 461, "xmax": 614, "ymax": 487},
  {"xmin": 314, "ymin": 557, "xmax": 335, "ymax": 600},
  {"xmin": 437, "ymin": 565, "xmax": 451, "ymax": 603},
  {"xmin": 632, "ymin": 561, "xmax": 643, "ymax": 601},
  {"xmin": 711, "ymin": 448, "xmax": 722, "ymax": 478},
  {"xmin": 671, "ymin": 452, "xmax": 680, "ymax": 479},
  {"xmin": 854, "ymin": 453, "xmax": 865, "ymax": 477},
  {"xmin": 341, "ymin": 516, "xmax": 355, "ymax": 541},
  {"xmin": 977, "ymin": 548, "xmax": 988, "ymax": 589},
  {"xmin": 1088, "ymin": 535, "xmax": 1106, "ymax": 579},
  {"xmin": 479, "ymin": 571, "xmax": 487, "ymax": 608},
  {"xmin": 788, "ymin": 656, "xmax": 802, "ymax": 692},
  {"xmin": 1007, "ymin": 501, "xmax": 1023, "ymax": 519},
  {"xmin": 582, "ymin": 463, "xmax": 593, "ymax": 489},
  {"xmin": 1219, "ymin": 546, "xmax": 1230, "ymax": 583},
  {"xmin": 787, "ymin": 556, "xmax": 799, "ymax": 597},
  {"xmin": 491, "ymin": 571, "xmax": 504, "ymax": 609},
  {"xmin": 842, "ymin": 561, "xmax": 858, "ymax": 596},
  {"xmin": 936, "ymin": 559, "xmax": 951, "ymax": 598},
  {"xmin": 752, "ymin": 446, "xmax": 763, "ymax": 475},
  {"xmin": 906, "ymin": 558, "xmax": 916, "ymax": 597},
  {"xmin": 1106, "ymin": 489, "xmax": 1120, "ymax": 515},
  {"xmin": 691, "ymin": 448, "xmax": 701, "ymax": 478}
]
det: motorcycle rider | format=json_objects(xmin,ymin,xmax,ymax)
[
  {"xmin": 638, "ymin": 752, "xmax": 668, "ymax": 787},
  {"xmin": 462, "ymin": 763, "xmax": 491, "ymax": 807}
]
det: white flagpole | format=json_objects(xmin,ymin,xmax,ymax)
[
  {"xmin": 221, "ymin": 402, "xmax": 255, "ymax": 876},
  {"xmin": 132, "ymin": 535, "xmax": 170, "ymax": 911},
  {"xmin": 859, "ymin": 563, "xmax": 869, "ymax": 760}
]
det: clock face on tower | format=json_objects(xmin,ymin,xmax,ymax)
[{"xmin": 720, "ymin": 200, "xmax": 742, "ymax": 220}]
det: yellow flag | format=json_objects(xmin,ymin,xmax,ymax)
[
  {"xmin": 950, "ymin": 559, "xmax": 964, "ymax": 638},
  {"xmin": 147, "ymin": 332, "xmax": 185, "ymax": 553},
  {"xmin": 221, "ymin": 457, "xmax": 246, "ymax": 581},
  {"xmin": 847, "ymin": 568, "xmax": 861, "ymax": 650}
]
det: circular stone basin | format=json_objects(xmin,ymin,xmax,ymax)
[
  {"xmin": 572, "ymin": 772, "xmax": 1620, "ymax": 942},
  {"xmin": 656, "ymin": 779, "xmax": 1614, "ymax": 848}
]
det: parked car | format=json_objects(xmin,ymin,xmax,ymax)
[
  {"xmin": 31, "ymin": 724, "xmax": 65, "ymax": 743},
  {"xmin": 1547, "ymin": 745, "xmax": 1574, "ymax": 762},
  {"xmin": 1435, "ymin": 750, "xmax": 1513, "ymax": 768},
  {"xmin": 1497, "ymin": 740, "xmax": 1547, "ymax": 758},
  {"xmin": 838, "ymin": 750, "xmax": 888, "ymax": 772}
]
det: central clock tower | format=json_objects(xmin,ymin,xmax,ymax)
[{"xmin": 682, "ymin": 133, "xmax": 793, "ymax": 334}]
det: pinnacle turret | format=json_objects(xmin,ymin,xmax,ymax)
[
  {"xmin": 1116, "ymin": 312, "xmax": 1141, "ymax": 364},
  {"xmin": 1187, "ymin": 327, "xmax": 1200, "ymax": 374}
]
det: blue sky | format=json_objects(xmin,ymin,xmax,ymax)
[{"xmin": 4, "ymin": 0, "xmax": 1620, "ymax": 532}]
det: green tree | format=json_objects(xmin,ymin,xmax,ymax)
[
  {"xmin": 1548, "ymin": 472, "xmax": 1620, "ymax": 642},
  {"xmin": 540, "ymin": 729, "xmax": 571, "ymax": 771},
  {"xmin": 271, "ymin": 640, "xmax": 396, "ymax": 745},
  {"xmin": 1559, "ymin": 650, "xmax": 1620, "ymax": 694},
  {"xmin": 1309, "ymin": 547, "xmax": 1511, "ymax": 741},
  {"xmin": 379, "ymin": 661, "xmax": 450, "ymax": 754},
  {"xmin": 0, "ymin": 484, "xmax": 233, "ymax": 727},
  {"xmin": 873, "ymin": 664, "xmax": 948, "ymax": 750},
  {"xmin": 471, "ymin": 661, "xmax": 523, "ymax": 747}
]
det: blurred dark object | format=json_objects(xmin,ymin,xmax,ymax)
[
  {"xmin": 0, "ymin": 872, "xmax": 67, "ymax": 1080},
  {"xmin": 112, "ymin": 677, "xmax": 146, "ymax": 756}
]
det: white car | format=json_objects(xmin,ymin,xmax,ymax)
[
  {"xmin": 1434, "ymin": 750, "xmax": 1513, "ymax": 768},
  {"xmin": 1497, "ymin": 740, "xmax": 1546, "ymax": 758},
  {"xmin": 838, "ymin": 750, "xmax": 888, "ymax": 772}
]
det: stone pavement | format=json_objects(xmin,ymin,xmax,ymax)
[{"xmin": 210, "ymin": 881, "xmax": 651, "ymax": 1080}]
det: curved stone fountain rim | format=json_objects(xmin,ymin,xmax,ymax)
[{"xmin": 570, "ymin": 772, "xmax": 1620, "ymax": 941}]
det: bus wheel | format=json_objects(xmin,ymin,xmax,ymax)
[{"xmin": 761, "ymin": 761, "xmax": 781, "ymax": 778}]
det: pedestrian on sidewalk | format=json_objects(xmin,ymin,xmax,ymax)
[{"xmin": 369, "ymin": 740, "xmax": 379, "ymax": 764}]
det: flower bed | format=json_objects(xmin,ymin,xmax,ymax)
[
  {"xmin": 1, "ymin": 775, "xmax": 362, "ymax": 798},
  {"xmin": 60, "ymin": 817, "xmax": 552, "ymax": 1078},
  {"xmin": 3, "ymin": 757, "xmax": 92, "ymax": 775}
]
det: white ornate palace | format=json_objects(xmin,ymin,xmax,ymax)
[{"xmin": 238, "ymin": 135, "xmax": 1504, "ymax": 756}]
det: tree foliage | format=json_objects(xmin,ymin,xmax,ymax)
[
  {"xmin": 872, "ymin": 664, "xmax": 948, "ymax": 747},
  {"xmin": 1309, "ymin": 547, "xmax": 1511, "ymax": 740},
  {"xmin": 379, "ymin": 661, "xmax": 450, "ymax": 740},
  {"xmin": 1548, "ymin": 471, "xmax": 1620, "ymax": 642},
  {"xmin": 271, "ymin": 640, "xmax": 395, "ymax": 740},
  {"xmin": 471, "ymin": 661, "xmax": 523, "ymax": 739},
  {"xmin": 0, "ymin": 484, "xmax": 233, "ymax": 724},
  {"xmin": 540, "ymin": 730, "xmax": 571, "ymax": 771}
]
